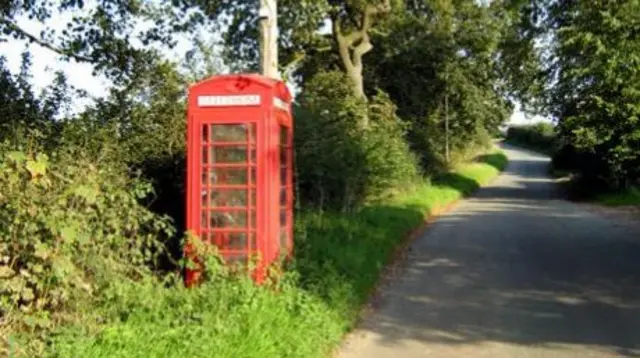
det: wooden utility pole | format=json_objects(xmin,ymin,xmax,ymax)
[
  {"xmin": 259, "ymin": 0, "xmax": 279, "ymax": 79},
  {"xmin": 445, "ymin": 89, "xmax": 450, "ymax": 165},
  {"xmin": 444, "ymin": 69, "xmax": 450, "ymax": 166}
]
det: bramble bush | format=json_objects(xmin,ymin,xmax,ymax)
[{"xmin": 0, "ymin": 142, "xmax": 174, "ymax": 355}]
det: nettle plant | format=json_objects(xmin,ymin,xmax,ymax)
[{"xmin": 0, "ymin": 144, "xmax": 174, "ymax": 331}]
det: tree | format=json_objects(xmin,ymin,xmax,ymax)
[
  {"xmin": 331, "ymin": 0, "xmax": 392, "ymax": 99},
  {"xmin": 364, "ymin": 0, "xmax": 513, "ymax": 169},
  {"xmin": 506, "ymin": 0, "xmax": 640, "ymax": 188},
  {"xmin": 0, "ymin": 52, "xmax": 75, "ymax": 147},
  {"xmin": 0, "ymin": 1, "xmax": 191, "ymax": 83},
  {"xmin": 184, "ymin": 0, "xmax": 395, "ymax": 101}
]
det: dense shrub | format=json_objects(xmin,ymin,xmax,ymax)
[
  {"xmin": 294, "ymin": 71, "xmax": 420, "ymax": 211},
  {"xmin": 361, "ymin": 90, "xmax": 422, "ymax": 200},
  {"xmin": 506, "ymin": 122, "xmax": 558, "ymax": 154},
  {"xmin": 0, "ymin": 142, "xmax": 173, "ymax": 354}
]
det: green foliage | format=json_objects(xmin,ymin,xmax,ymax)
[
  {"xmin": 0, "ymin": 1, "xmax": 196, "ymax": 83},
  {"xmin": 364, "ymin": 90, "xmax": 422, "ymax": 200},
  {"xmin": 478, "ymin": 151, "xmax": 509, "ymax": 173},
  {"xmin": 551, "ymin": 1, "xmax": 640, "ymax": 189},
  {"xmin": 294, "ymin": 71, "xmax": 419, "ymax": 210},
  {"xmin": 187, "ymin": 0, "xmax": 391, "ymax": 73},
  {"xmin": 506, "ymin": 122, "xmax": 558, "ymax": 155},
  {"xmin": 506, "ymin": 0, "xmax": 640, "ymax": 189},
  {"xmin": 595, "ymin": 187, "xmax": 640, "ymax": 207},
  {"xmin": 0, "ymin": 143, "xmax": 173, "ymax": 356},
  {"xmin": 24, "ymin": 155, "xmax": 505, "ymax": 358},
  {"xmin": 0, "ymin": 54, "xmax": 74, "ymax": 147},
  {"xmin": 365, "ymin": 0, "xmax": 513, "ymax": 171},
  {"xmin": 43, "ymin": 262, "xmax": 343, "ymax": 358},
  {"xmin": 0, "ymin": 2, "xmax": 515, "ymax": 357}
]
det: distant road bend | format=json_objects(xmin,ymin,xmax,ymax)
[{"xmin": 337, "ymin": 144, "xmax": 640, "ymax": 358}]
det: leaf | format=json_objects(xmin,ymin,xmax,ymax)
[
  {"xmin": 73, "ymin": 185, "xmax": 99, "ymax": 204},
  {"xmin": 6, "ymin": 151, "xmax": 26, "ymax": 163},
  {"xmin": 60, "ymin": 226, "xmax": 78, "ymax": 243},
  {"xmin": 22, "ymin": 287, "xmax": 35, "ymax": 302},
  {"xmin": 34, "ymin": 243, "xmax": 51, "ymax": 260},
  {"xmin": 0, "ymin": 265, "xmax": 14, "ymax": 278},
  {"xmin": 31, "ymin": 264, "xmax": 44, "ymax": 274},
  {"xmin": 51, "ymin": 256, "xmax": 74, "ymax": 279},
  {"xmin": 26, "ymin": 159, "xmax": 47, "ymax": 178}
]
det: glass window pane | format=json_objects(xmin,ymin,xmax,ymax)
[
  {"xmin": 202, "ymin": 124, "xmax": 209, "ymax": 142},
  {"xmin": 201, "ymin": 210, "xmax": 208, "ymax": 228},
  {"xmin": 211, "ymin": 168, "xmax": 253, "ymax": 185},
  {"xmin": 280, "ymin": 126, "xmax": 288, "ymax": 146},
  {"xmin": 280, "ymin": 148, "xmax": 288, "ymax": 167},
  {"xmin": 211, "ymin": 231, "xmax": 224, "ymax": 246},
  {"xmin": 280, "ymin": 167, "xmax": 287, "ymax": 185},
  {"xmin": 201, "ymin": 189, "xmax": 208, "ymax": 206},
  {"xmin": 249, "ymin": 124, "xmax": 256, "ymax": 144},
  {"xmin": 250, "ymin": 209, "xmax": 256, "ymax": 228},
  {"xmin": 280, "ymin": 209, "xmax": 287, "ymax": 226},
  {"xmin": 202, "ymin": 146, "xmax": 209, "ymax": 164},
  {"xmin": 222, "ymin": 232, "xmax": 249, "ymax": 250},
  {"xmin": 212, "ymin": 124, "xmax": 247, "ymax": 142},
  {"xmin": 280, "ymin": 188, "xmax": 287, "ymax": 206},
  {"xmin": 210, "ymin": 190, "xmax": 248, "ymax": 207},
  {"xmin": 209, "ymin": 211, "xmax": 248, "ymax": 228},
  {"xmin": 212, "ymin": 146, "xmax": 248, "ymax": 163}
]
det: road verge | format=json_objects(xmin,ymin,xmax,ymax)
[{"xmin": 40, "ymin": 152, "xmax": 508, "ymax": 358}]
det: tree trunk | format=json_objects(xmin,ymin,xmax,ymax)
[
  {"xmin": 346, "ymin": 64, "xmax": 366, "ymax": 100},
  {"xmin": 332, "ymin": 1, "xmax": 391, "ymax": 102}
]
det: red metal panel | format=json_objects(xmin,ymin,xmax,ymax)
[{"xmin": 184, "ymin": 74, "xmax": 293, "ymax": 286}]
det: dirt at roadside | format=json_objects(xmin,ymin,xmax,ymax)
[{"xmin": 578, "ymin": 203, "xmax": 640, "ymax": 231}]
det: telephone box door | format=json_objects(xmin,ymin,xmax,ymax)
[{"xmin": 199, "ymin": 121, "xmax": 259, "ymax": 265}]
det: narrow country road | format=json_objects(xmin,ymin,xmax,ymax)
[{"xmin": 337, "ymin": 144, "xmax": 640, "ymax": 358}]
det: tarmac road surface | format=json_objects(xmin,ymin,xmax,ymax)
[{"xmin": 336, "ymin": 144, "xmax": 640, "ymax": 358}]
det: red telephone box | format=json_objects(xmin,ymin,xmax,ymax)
[{"xmin": 184, "ymin": 74, "xmax": 294, "ymax": 286}]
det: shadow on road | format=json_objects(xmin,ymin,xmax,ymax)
[{"xmin": 354, "ymin": 149, "xmax": 640, "ymax": 357}]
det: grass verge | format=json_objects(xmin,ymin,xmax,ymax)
[
  {"xmin": 594, "ymin": 186, "xmax": 640, "ymax": 207},
  {"xmin": 22, "ymin": 152, "xmax": 507, "ymax": 358}
]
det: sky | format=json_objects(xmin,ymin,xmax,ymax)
[{"xmin": 0, "ymin": 10, "xmax": 549, "ymax": 125}]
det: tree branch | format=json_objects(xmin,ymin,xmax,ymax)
[
  {"xmin": 350, "ymin": 1, "xmax": 391, "ymax": 70},
  {"xmin": 0, "ymin": 17, "xmax": 93, "ymax": 63},
  {"xmin": 352, "ymin": 34, "xmax": 373, "ymax": 70},
  {"xmin": 332, "ymin": 1, "xmax": 392, "ymax": 101},
  {"xmin": 362, "ymin": 0, "xmax": 392, "ymax": 34},
  {"xmin": 334, "ymin": 16, "xmax": 356, "ymax": 74}
]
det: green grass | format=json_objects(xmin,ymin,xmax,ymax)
[
  {"xmin": 31, "ymin": 152, "xmax": 508, "ymax": 358},
  {"xmin": 594, "ymin": 186, "xmax": 640, "ymax": 207}
]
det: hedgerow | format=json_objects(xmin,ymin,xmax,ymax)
[{"xmin": 0, "ymin": 142, "xmax": 173, "ymax": 355}]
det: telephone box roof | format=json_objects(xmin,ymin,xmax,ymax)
[{"xmin": 189, "ymin": 73, "xmax": 292, "ymax": 102}]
